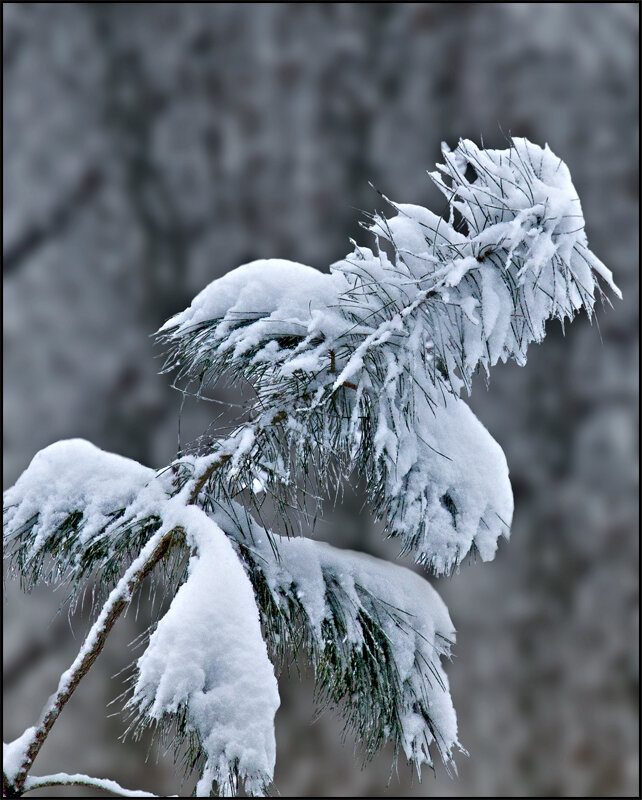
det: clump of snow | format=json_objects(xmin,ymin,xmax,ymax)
[
  {"xmin": 3, "ymin": 439, "xmax": 172, "ymax": 586},
  {"xmin": 3, "ymin": 440, "xmax": 160, "ymax": 549},
  {"xmin": 128, "ymin": 504, "xmax": 280, "ymax": 797},
  {"xmin": 381, "ymin": 394, "xmax": 513, "ymax": 574},
  {"xmin": 366, "ymin": 137, "xmax": 621, "ymax": 393},
  {"xmin": 3, "ymin": 727, "xmax": 37, "ymax": 783},
  {"xmin": 159, "ymin": 259, "xmax": 346, "ymax": 356}
]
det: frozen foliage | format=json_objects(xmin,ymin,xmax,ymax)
[
  {"xmin": 3, "ymin": 439, "xmax": 169, "ymax": 592},
  {"xmin": 380, "ymin": 396, "xmax": 512, "ymax": 572},
  {"xmin": 212, "ymin": 500, "xmax": 458, "ymax": 771},
  {"xmin": 3, "ymin": 445, "xmax": 459, "ymax": 795},
  {"xmin": 3, "ymin": 138, "xmax": 621, "ymax": 797},
  {"xmin": 159, "ymin": 139, "xmax": 614, "ymax": 574},
  {"xmin": 3, "ymin": 449, "xmax": 281, "ymax": 796}
]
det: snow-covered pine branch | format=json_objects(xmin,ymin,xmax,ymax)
[
  {"xmin": 3, "ymin": 440, "xmax": 171, "ymax": 597},
  {"xmin": 212, "ymin": 499, "xmax": 458, "ymax": 770},
  {"xmin": 3, "ymin": 138, "xmax": 619, "ymax": 797},
  {"xmin": 157, "ymin": 137, "xmax": 618, "ymax": 574}
]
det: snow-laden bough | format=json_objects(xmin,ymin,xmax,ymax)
[{"xmin": 4, "ymin": 139, "xmax": 619, "ymax": 797}]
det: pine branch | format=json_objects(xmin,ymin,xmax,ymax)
[
  {"xmin": 2, "ymin": 440, "xmax": 170, "ymax": 601},
  {"xmin": 3, "ymin": 442, "xmax": 277, "ymax": 797},
  {"xmin": 2, "ymin": 447, "xmax": 245, "ymax": 796},
  {"xmin": 4, "ymin": 137, "xmax": 621, "ymax": 797},
  {"xmin": 156, "ymin": 139, "xmax": 618, "ymax": 574},
  {"xmin": 212, "ymin": 500, "xmax": 460, "ymax": 771}
]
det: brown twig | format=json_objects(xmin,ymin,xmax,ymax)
[{"xmin": 187, "ymin": 454, "xmax": 232, "ymax": 504}]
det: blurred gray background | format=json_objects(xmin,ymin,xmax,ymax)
[{"xmin": 3, "ymin": 3, "xmax": 639, "ymax": 797}]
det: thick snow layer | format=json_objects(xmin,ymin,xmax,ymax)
[
  {"xmin": 215, "ymin": 503, "xmax": 459, "ymax": 769},
  {"xmin": 2, "ymin": 439, "xmax": 165, "ymax": 558},
  {"xmin": 128, "ymin": 505, "xmax": 280, "ymax": 797},
  {"xmin": 381, "ymin": 394, "xmax": 513, "ymax": 574},
  {"xmin": 160, "ymin": 258, "xmax": 344, "ymax": 336}
]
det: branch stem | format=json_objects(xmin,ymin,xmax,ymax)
[
  {"xmin": 188, "ymin": 454, "xmax": 232, "ymax": 504},
  {"xmin": 22, "ymin": 771, "xmax": 168, "ymax": 797},
  {"xmin": 6, "ymin": 525, "xmax": 184, "ymax": 795}
]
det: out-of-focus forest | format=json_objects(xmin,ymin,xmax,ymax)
[{"xmin": 3, "ymin": 3, "xmax": 639, "ymax": 797}]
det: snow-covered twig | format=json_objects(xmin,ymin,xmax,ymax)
[
  {"xmin": 3, "ymin": 526, "xmax": 184, "ymax": 797},
  {"xmin": 22, "ymin": 772, "xmax": 171, "ymax": 797}
]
